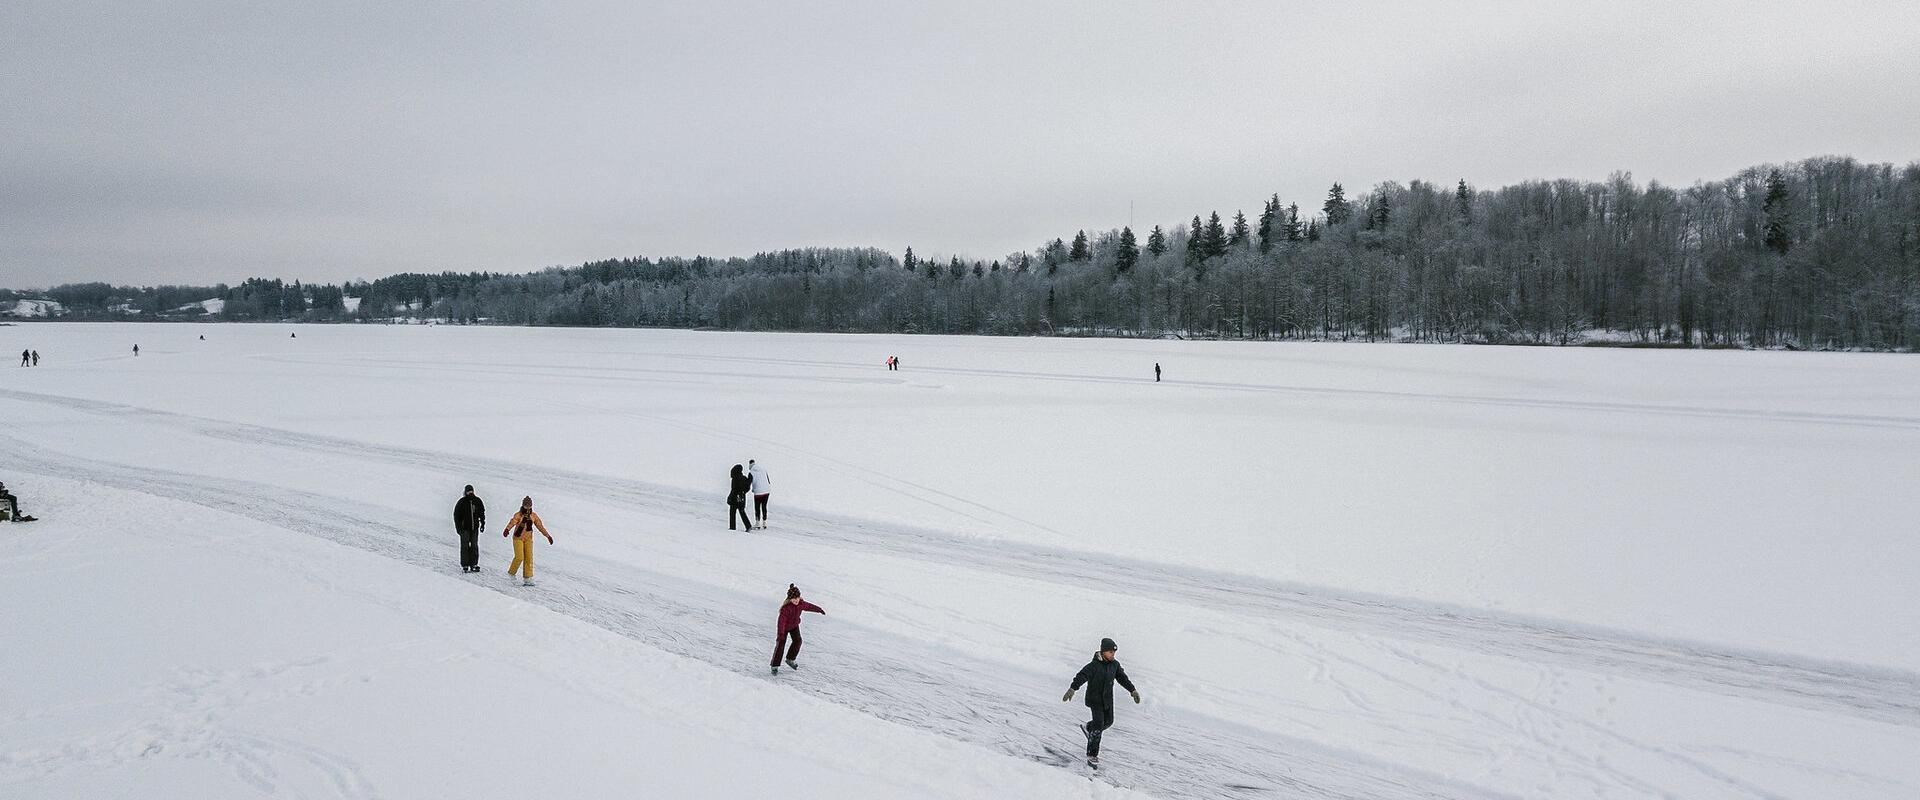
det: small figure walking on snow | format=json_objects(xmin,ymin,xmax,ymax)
[
  {"xmin": 18, "ymin": 350, "xmax": 26, "ymax": 367},
  {"xmin": 453, "ymin": 484, "xmax": 486, "ymax": 573},
  {"xmin": 502, "ymin": 496, "xmax": 552, "ymax": 586},
  {"xmin": 132, "ymin": 344, "xmax": 139, "ymax": 357},
  {"xmin": 1153, "ymin": 362, "xmax": 1160, "ymax": 382},
  {"xmin": 31, "ymin": 350, "xmax": 39, "ymax": 366},
  {"xmin": 1063, "ymin": 637, "xmax": 1139, "ymax": 769},
  {"xmin": 748, "ymin": 458, "xmax": 771, "ymax": 528},
  {"xmin": 770, "ymin": 584, "xmax": 824, "ymax": 674},
  {"xmin": 728, "ymin": 464, "xmax": 755, "ymax": 531}
]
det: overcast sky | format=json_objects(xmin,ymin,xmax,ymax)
[{"xmin": 4, "ymin": 0, "xmax": 1918, "ymax": 289}]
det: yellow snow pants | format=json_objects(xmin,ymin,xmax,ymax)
[{"xmin": 508, "ymin": 534, "xmax": 534, "ymax": 579}]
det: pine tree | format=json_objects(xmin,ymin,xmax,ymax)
[
  {"xmin": 1256, "ymin": 195, "xmax": 1278, "ymax": 253},
  {"xmin": 1306, "ymin": 219, "xmax": 1321, "ymax": 241},
  {"xmin": 1228, "ymin": 210, "xmax": 1251, "ymax": 248},
  {"xmin": 1116, "ymin": 226, "xmax": 1139, "ymax": 274},
  {"xmin": 1763, "ymin": 170, "xmax": 1792, "ymax": 254},
  {"xmin": 1368, "ymin": 188, "xmax": 1391, "ymax": 230},
  {"xmin": 1146, "ymin": 225, "xmax": 1167, "ymax": 255},
  {"xmin": 1285, "ymin": 203, "xmax": 1304, "ymax": 241},
  {"xmin": 1323, "ymin": 183, "xmax": 1352, "ymax": 226},
  {"xmin": 903, "ymin": 247, "xmax": 917, "ymax": 272},
  {"xmin": 949, "ymin": 256, "xmax": 965, "ymax": 279},
  {"xmin": 1018, "ymin": 253, "xmax": 1033, "ymax": 273},
  {"xmin": 1185, "ymin": 215, "xmax": 1205, "ymax": 266},
  {"xmin": 1454, "ymin": 180, "xmax": 1473, "ymax": 223},
  {"xmin": 1204, "ymin": 211, "xmax": 1228, "ymax": 257},
  {"xmin": 1069, "ymin": 230, "xmax": 1091, "ymax": 262}
]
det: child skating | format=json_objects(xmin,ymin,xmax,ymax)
[
  {"xmin": 1063, "ymin": 637, "xmax": 1139, "ymax": 769},
  {"xmin": 770, "ymin": 584, "xmax": 824, "ymax": 674}
]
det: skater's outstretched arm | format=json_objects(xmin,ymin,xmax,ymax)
[{"xmin": 800, "ymin": 601, "xmax": 824, "ymax": 615}]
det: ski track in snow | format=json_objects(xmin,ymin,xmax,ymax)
[{"xmin": 6, "ymin": 387, "xmax": 1920, "ymax": 798}]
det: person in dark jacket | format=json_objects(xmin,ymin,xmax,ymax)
[
  {"xmin": 770, "ymin": 583, "xmax": 824, "ymax": 674},
  {"xmin": 728, "ymin": 464, "xmax": 755, "ymax": 531},
  {"xmin": 0, "ymin": 481, "xmax": 34, "ymax": 522},
  {"xmin": 1154, "ymin": 362, "xmax": 1160, "ymax": 382},
  {"xmin": 1063, "ymin": 637, "xmax": 1139, "ymax": 765},
  {"xmin": 453, "ymin": 485, "xmax": 486, "ymax": 572}
]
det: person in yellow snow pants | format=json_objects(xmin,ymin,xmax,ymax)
[{"xmin": 502, "ymin": 496, "xmax": 553, "ymax": 586}]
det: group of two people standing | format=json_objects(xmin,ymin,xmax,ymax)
[
  {"xmin": 728, "ymin": 458, "xmax": 771, "ymax": 531},
  {"xmin": 453, "ymin": 485, "xmax": 552, "ymax": 585}
]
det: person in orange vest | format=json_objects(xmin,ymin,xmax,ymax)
[{"xmin": 502, "ymin": 496, "xmax": 553, "ymax": 586}]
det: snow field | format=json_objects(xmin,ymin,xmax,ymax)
[{"xmin": 3, "ymin": 322, "xmax": 1918, "ymax": 798}]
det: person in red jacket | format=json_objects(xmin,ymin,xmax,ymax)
[{"xmin": 770, "ymin": 583, "xmax": 824, "ymax": 674}]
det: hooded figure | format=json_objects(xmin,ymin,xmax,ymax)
[
  {"xmin": 453, "ymin": 485, "xmax": 486, "ymax": 572},
  {"xmin": 1063, "ymin": 637, "xmax": 1139, "ymax": 764},
  {"xmin": 770, "ymin": 584, "xmax": 825, "ymax": 674},
  {"xmin": 728, "ymin": 464, "xmax": 755, "ymax": 531}
]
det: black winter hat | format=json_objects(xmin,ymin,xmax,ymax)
[
  {"xmin": 1100, "ymin": 637, "xmax": 1118, "ymax": 652},
  {"xmin": 787, "ymin": 583, "xmax": 801, "ymax": 600}
]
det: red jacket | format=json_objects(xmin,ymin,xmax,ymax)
[{"xmin": 777, "ymin": 600, "xmax": 824, "ymax": 633}]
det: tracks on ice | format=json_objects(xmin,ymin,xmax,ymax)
[
  {"xmin": 5, "ymin": 387, "xmax": 1916, "ymax": 729},
  {"xmin": 6, "ymin": 440, "xmax": 1496, "ymax": 800}
]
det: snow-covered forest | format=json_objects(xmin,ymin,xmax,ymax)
[{"xmin": 6, "ymin": 156, "xmax": 1918, "ymax": 349}]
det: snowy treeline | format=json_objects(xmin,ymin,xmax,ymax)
[{"xmin": 8, "ymin": 156, "xmax": 1917, "ymax": 349}]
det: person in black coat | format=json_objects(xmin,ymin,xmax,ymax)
[
  {"xmin": 0, "ymin": 481, "xmax": 33, "ymax": 522},
  {"xmin": 453, "ymin": 485, "xmax": 486, "ymax": 572},
  {"xmin": 1063, "ymin": 637, "xmax": 1138, "ymax": 764},
  {"xmin": 728, "ymin": 464, "xmax": 755, "ymax": 531}
]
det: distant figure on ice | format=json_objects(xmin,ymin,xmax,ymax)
[
  {"xmin": 199, "ymin": 335, "xmax": 205, "ymax": 341},
  {"xmin": 31, "ymin": 350, "xmax": 39, "ymax": 366},
  {"xmin": 19, "ymin": 350, "xmax": 27, "ymax": 367},
  {"xmin": 0, "ymin": 481, "xmax": 34, "ymax": 523},
  {"xmin": 502, "ymin": 496, "xmax": 552, "ymax": 586},
  {"xmin": 1153, "ymin": 362, "xmax": 1160, "ymax": 382},
  {"xmin": 748, "ymin": 458, "xmax": 771, "ymax": 527},
  {"xmin": 291, "ymin": 332, "xmax": 296, "ymax": 338},
  {"xmin": 132, "ymin": 344, "xmax": 139, "ymax": 356},
  {"xmin": 728, "ymin": 464, "xmax": 755, "ymax": 531},
  {"xmin": 770, "ymin": 584, "xmax": 824, "ymax": 674},
  {"xmin": 893, "ymin": 355, "xmax": 901, "ymax": 370},
  {"xmin": 453, "ymin": 485, "xmax": 487, "ymax": 573},
  {"xmin": 1063, "ymin": 637, "xmax": 1139, "ymax": 768}
]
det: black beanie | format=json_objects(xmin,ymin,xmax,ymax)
[{"xmin": 1100, "ymin": 637, "xmax": 1118, "ymax": 652}]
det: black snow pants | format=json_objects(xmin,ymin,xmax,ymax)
[
  {"xmin": 458, "ymin": 528, "xmax": 479, "ymax": 569},
  {"xmin": 1085, "ymin": 705, "xmax": 1115, "ymax": 757},
  {"xmin": 771, "ymin": 628, "xmax": 803, "ymax": 666},
  {"xmin": 753, "ymin": 493, "xmax": 769, "ymax": 522},
  {"xmin": 729, "ymin": 498, "xmax": 752, "ymax": 530}
]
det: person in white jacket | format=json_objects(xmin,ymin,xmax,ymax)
[{"xmin": 748, "ymin": 459, "xmax": 772, "ymax": 527}]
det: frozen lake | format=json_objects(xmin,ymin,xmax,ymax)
[{"xmin": 4, "ymin": 322, "xmax": 1917, "ymax": 799}]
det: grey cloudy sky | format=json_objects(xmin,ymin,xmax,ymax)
[{"xmin": 4, "ymin": 0, "xmax": 1918, "ymax": 289}]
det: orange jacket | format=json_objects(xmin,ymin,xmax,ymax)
[{"xmin": 504, "ymin": 509, "xmax": 551, "ymax": 540}]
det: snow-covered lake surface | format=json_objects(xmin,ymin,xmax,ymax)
[{"xmin": 3, "ymin": 322, "xmax": 1916, "ymax": 799}]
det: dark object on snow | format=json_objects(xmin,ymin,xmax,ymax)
[
  {"xmin": 0, "ymin": 482, "xmax": 33, "ymax": 522},
  {"xmin": 1154, "ymin": 363, "xmax": 1160, "ymax": 382},
  {"xmin": 454, "ymin": 485, "xmax": 486, "ymax": 572},
  {"xmin": 1067, "ymin": 647, "xmax": 1139, "ymax": 758},
  {"xmin": 728, "ymin": 464, "xmax": 754, "ymax": 530}
]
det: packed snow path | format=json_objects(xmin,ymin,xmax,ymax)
[{"xmin": 8, "ymin": 384, "xmax": 1920, "ymax": 797}]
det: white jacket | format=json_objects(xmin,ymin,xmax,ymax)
[{"xmin": 748, "ymin": 463, "xmax": 771, "ymax": 494}]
